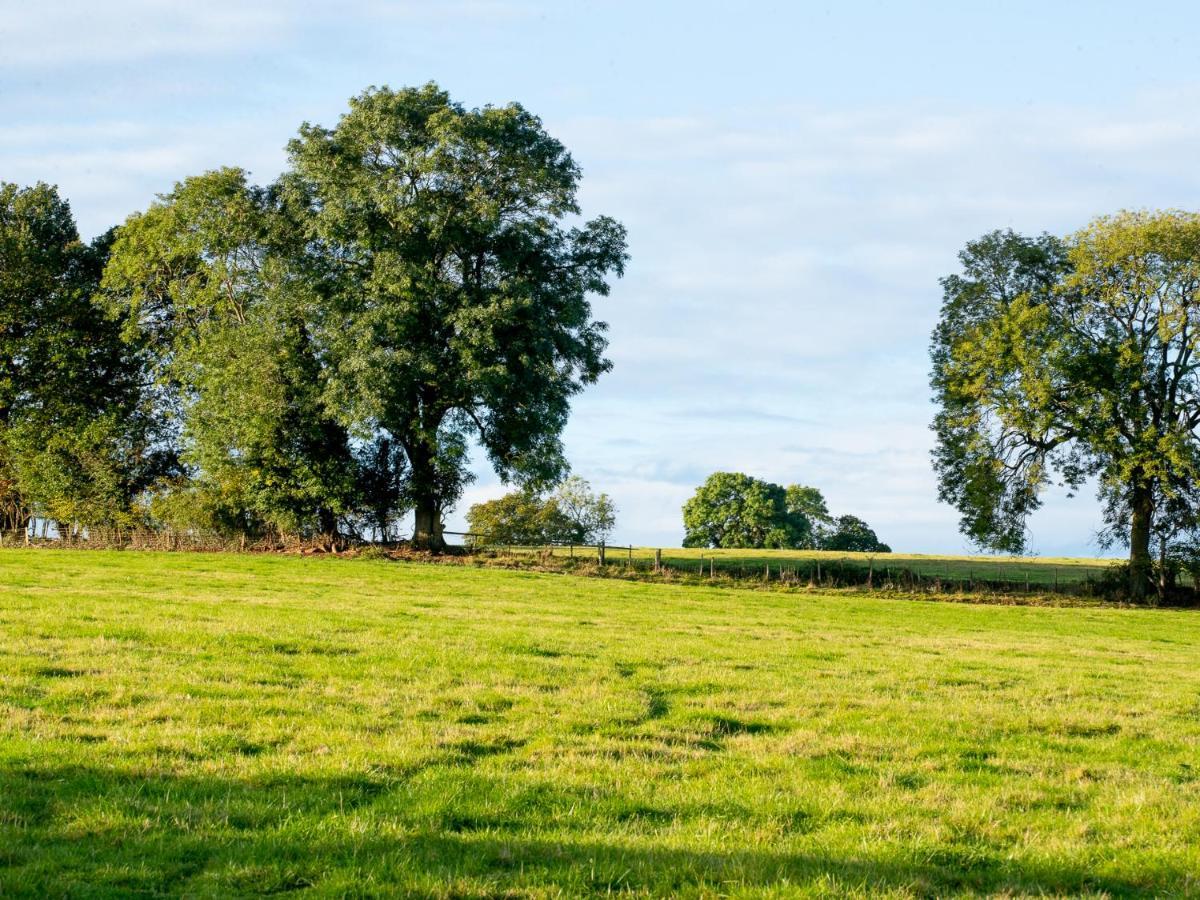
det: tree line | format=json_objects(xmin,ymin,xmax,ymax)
[{"xmin": 0, "ymin": 84, "xmax": 627, "ymax": 549}]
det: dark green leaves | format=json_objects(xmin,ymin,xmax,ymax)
[{"xmin": 286, "ymin": 84, "xmax": 627, "ymax": 544}]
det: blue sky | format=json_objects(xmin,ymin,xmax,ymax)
[{"xmin": 5, "ymin": 1, "xmax": 1200, "ymax": 553}]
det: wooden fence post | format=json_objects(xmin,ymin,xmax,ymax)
[
  {"xmin": 598, "ymin": 541, "xmax": 606, "ymax": 567},
  {"xmin": 654, "ymin": 548, "xmax": 662, "ymax": 572}
]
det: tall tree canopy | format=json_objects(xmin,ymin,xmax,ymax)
[
  {"xmin": 931, "ymin": 212, "xmax": 1200, "ymax": 600},
  {"xmin": 285, "ymin": 83, "xmax": 628, "ymax": 547},
  {"xmin": 93, "ymin": 83, "xmax": 626, "ymax": 547},
  {"xmin": 1, "ymin": 182, "xmax": 163, "ymax": 536},
  {"xmin": 103, "ymin": 169, "xmax": 358, "ymax": 540}
]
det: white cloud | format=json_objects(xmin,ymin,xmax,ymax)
[
  {"xmin": 548, "ymin": 94, "xmax": 1200, "ymax": 550},
  {"xmin": 0, "ymin": 1, "xmax": 533, "ymax": 67}
]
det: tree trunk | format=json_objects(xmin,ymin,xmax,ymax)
[
  {"xmin": 1128, "ymin": 486, "xmax": 1153, "ymax": 602},
  {"xmin": 317, "ymin": 507, "xmax": 338, "ymax": 550},
  {"xmin": 412, "ymin": 497, "xmax": 445, "ymax": 551},
  {"xmin": 404, "ymin": 428, "xmax": 449, "ymax": 552}
]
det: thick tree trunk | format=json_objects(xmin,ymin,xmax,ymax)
[
  {"xmin": 406, "ymin": 438, "xmax": 446, "ymax": 551},
  {"xmin": 412, "ymin": 497, "xmax": 445, "ymax": 551},
  {"xmin": 317, "ymin": 507, "xmax": 338, "ymax": 550},
  {"xmin": 1128, "ymin": 486, "xmax": 1153, "ymax": 602}
]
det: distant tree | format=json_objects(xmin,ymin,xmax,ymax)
[
  {"xmin": 931, "ymin": 213, "xmax": 1200, "ymax": 600},
  {"xmin": 466, "ymin": 490, "xmax": 571, "ymax": 546},
  {"xmin": 551, "ymin": 476, "xmax": 616, "ymax": 543},
  {"xmin": 820, "ymin": 515, "xmax": 891, "ymax": 553},
  {"xmin": 0, "ymin": 183, "xmax": 166, "ymax": 536},
  {"xmin": 785, "ymin": 484, "xmax": 832, "ymax": 549},
  {"xmin": 467, "ymin": 476, "xmax": 616, "ymax": 546},
  {"xmin": 682, "ymin": 472, "xmax": 887, "ymax": 551},
  {"xmin": 284, "ymin": 83, "xmax": 627, "ymax": 548},
  {"xmin": 682, "ymin": 472, "xmax": 797, "ymax": 549}
]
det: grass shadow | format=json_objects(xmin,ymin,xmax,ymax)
[{"xmin": 0, "ymin": 763, "xmax": 1184, "ymax": 897}]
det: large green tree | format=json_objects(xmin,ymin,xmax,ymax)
[
  {"xmin": 1, "ymin": 183, "xmax": 163, "ymax": 537},
  {"xmin": 682, "ymin": 472, "xmax": 800, "ymax": 549},
  {"xmin": 682, "ymin": 472, "xmax": 886, "ymax": 551},
  {"xmin": 931, "ymin": 212, "xmax": 1200, "ymax": 600},
  {"xmin": 103, "ymin": 169, "xmax": 358, "ymax": 540},
  {"xmin": 285, "ymin": 83, "xmax": 627, "ymax": 548}
]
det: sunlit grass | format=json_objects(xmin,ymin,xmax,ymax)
[{"xmin": 1, "ymin": 549, "xmax": 1197, "ymax": 897}]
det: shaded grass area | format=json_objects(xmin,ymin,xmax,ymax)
[{"xmin": 2, "ymin": 549, "xmax": 1199, "ymax": 897}]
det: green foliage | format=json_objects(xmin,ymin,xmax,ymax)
[
  {"xmin": 683, "ymin": 473, "xmax": 884, "ymax": 551},
  {"xmin": 355, "ymin": 436, "xmax": 408, "ymax": 543},
  {"xmin": 549, "ymin": 475, "xmax": 616, "ymax": 543},
  {"xmin": 785, "ymin": 484, "xmax": 833, "ymax": 549},
  {"xmin": 0, "ymin": 183, "xmax": 166, "ymax": 534},
  {"xmin": 682, "ymin": 472, "xmax": 795, "ymax": 549},
  {"xmin": 821, "ymin": 514, "xmax": 891, "ymax": 553},
  {"xmin": 284, "ymin": 83, "xmax": 627, "ymax": 546},
  {"xmin": 467, "ymin": 476, "xmax": 617, "ymax": 545},
  {"xmin": 466, "ymin": 490, "xmax": 571, "ymax": 546},
  {"xmin": 931, "ymin": 213, "xmax": 1200, "ymax": 599},
  {"xmin": 104, "ymin": 169, "xmax": 362, "ymax": 539},
  {"xmin": 8, "ymin": 82, "xmax": 627, "ymax": 549}
]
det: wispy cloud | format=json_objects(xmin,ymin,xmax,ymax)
[
  {"xmin": 0, "ymin": 1, "xmax": 533, "ymax": 67},
  {"xmin": 5, "ymin": 3, "xmax": 1198, "ymax": 554}
]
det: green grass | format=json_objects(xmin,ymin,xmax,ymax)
[{"xmin": 2, "ymin": 549, "xmax": 1198, "ymax": 897}]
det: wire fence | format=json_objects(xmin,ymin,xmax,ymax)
[
  {"xmin": 4, "ymin": 523, "xmax": 1123, "ymax": 597},
  {"xmin": 445, "ymin": 532, "xmax": 1119, "ymax": 596}
]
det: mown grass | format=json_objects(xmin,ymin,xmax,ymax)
[{"xmin": 1, "ymin": 549, "xmax": 1198, "ymax": 897}]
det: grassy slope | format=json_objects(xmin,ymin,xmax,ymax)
[{"xmin": 1, "ymin": 550, "xmax": 1198, "ymax": 898}]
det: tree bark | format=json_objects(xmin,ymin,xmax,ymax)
[
  {"xmin": 412, "ymin": 497, "xmax": 445, "ymax": 551},
  {"xmin": 317, "ymin": 507, "xmax": 338, "ymax": 551},
  {"xmin": 407, "ymin": 440, "xmax": 447, "ymax": 552},
  {"xmin": 1129, "ymin": 485, "xmax": 1153, "ymax": 602}
]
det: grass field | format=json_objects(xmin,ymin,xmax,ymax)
[
  {"xmin": 2, "ymin": 549, "xmax": 1198, "ymax": 897},
  {"xmin": 531, "ymin": 546, "xmax": 1120, "ymax": 587}
]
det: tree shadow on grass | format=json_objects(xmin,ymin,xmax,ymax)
[{"xmin": 0, "ymin": 763, "xmax": 1184, "ymax": 897}]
